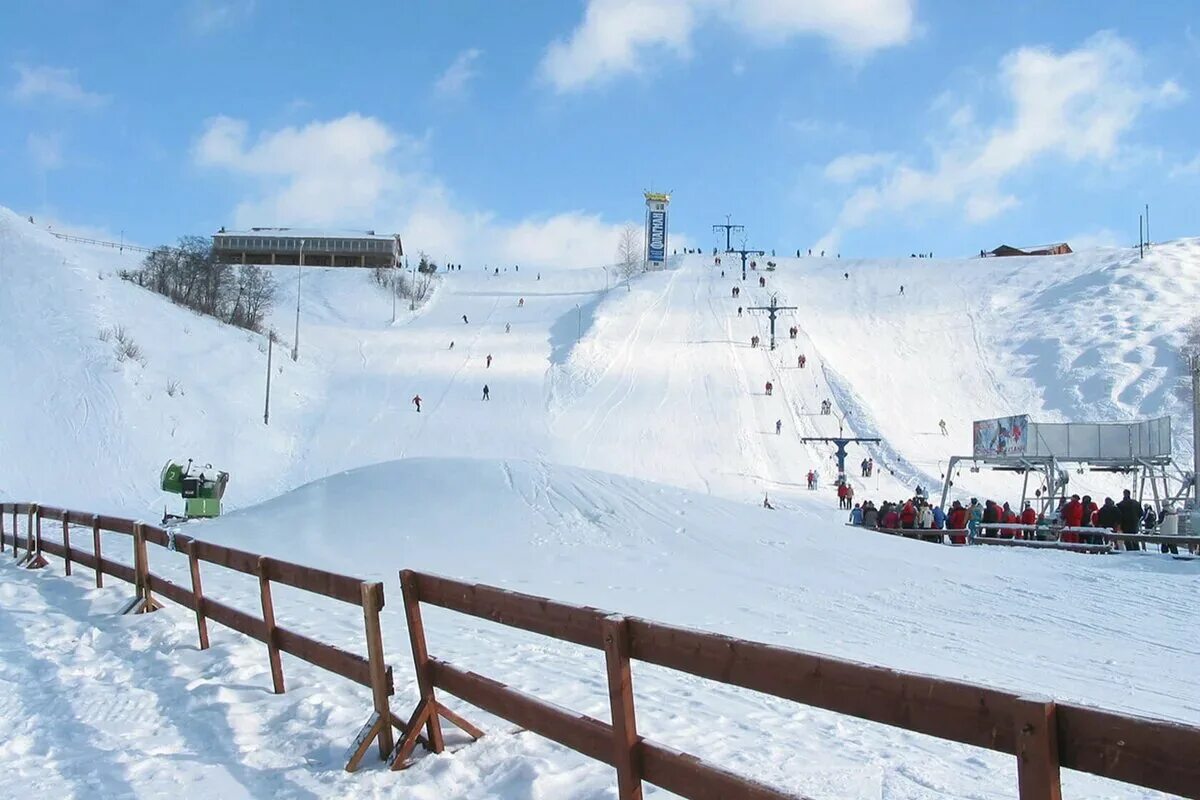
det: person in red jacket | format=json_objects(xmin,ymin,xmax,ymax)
[
  {"xmin": 1019, "ymin": 501, "xmax": 1038, "ymax": 539},
  {"xmin": 836, "ymin": 482, "xmax": 848, "ymax": 509},
  {"xmin": 946, "ymin": 500, "xmax": 969, "ymax": 544},
  {"xmin": 881, "ymin": 507, "xmax": 900, "ymax": 529},
  {"xmin": 1078, "ymin": 494, "xmax": 1098, "ymax": 544},
  {"xmin": 1000, "ymin": 502, "xmax": 1018, "ymax": 538},
  {"xmin": 1060, "ymin": 494, "xmax": 1083, "ymax": 543},
  {"xmin": 899, "ymin": 499, "xmax": 917, "ymax": 530}
]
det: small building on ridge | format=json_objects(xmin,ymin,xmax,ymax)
[
  {"xmin": 212, "ymin": 227, "xmax": 397, "ymax": 268},
  {"xmin": 986, "ymin": 242, "xmax": 1072, "ymax": 258}
]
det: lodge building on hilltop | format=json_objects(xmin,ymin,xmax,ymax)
[
  {"xmin": 212, "ymin": 227, "xmax": 398, "ymax": 267},
  {"xmin": 984, "ymin": 242, "xmax": 1073, "ymax": 257}
]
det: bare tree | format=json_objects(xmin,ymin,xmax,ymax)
[{"xmin": 616, "ymin": 223, "xmax": 643, "ymax": 291}]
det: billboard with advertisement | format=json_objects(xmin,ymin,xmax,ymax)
[
  {"xmin": 647, "ymin": 209, "xmax": 667, "ymax": 263},
  {"xmin": 973, "ymin": 414, "xmax": 1030, "ymax": 457}
]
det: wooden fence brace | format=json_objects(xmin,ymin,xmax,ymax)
[
  {"xmin": 125, "ymin": 523, "xmax": 161, "ymax": 614},
  {"xmin": 393, "ymin": 569, "xmax": 446, "ymax": 767},
  {"xmin": 1014, "ymin": 696, "xmax": 1063, "ymax": 800},
  {"xmin": 61, "ymin": 516, "xmax": 72, "ymax": 577},
  {"xmin": 257, "ymin": 557, "xmax": 286, "ymax": 694},
  {"xmin": 187, "ymin": 543, "xmax": 209, "ymax": 649},
  {"xmin": 346, "ymin": 582, "xmax": 398, "ymax": 772},
  {"xmin": 23, "ymin": 505, "xmax": 47, "ymax": 569},
  {"xmin": 603, "ymin": 615, "xmax": 644, "ymax": 800},
  {"xmin": 92, "ymin": 516, "xmax": 103, "ymax": 588},
  {"xmin": 363, "ymin": 582, "xmax": 395, "ymax": 757}
]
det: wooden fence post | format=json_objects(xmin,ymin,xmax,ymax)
[
  {"xmin": 62, "ymin": 516, "xmax": 72, "ymax": 576},
  {"xmin": 92, "ymin": 516, "xmax": 103, "ymax": 588},
  {"xmin": 362, "ymin": 581, "xmax": 395, "ymax": 758},
  {"xmin": 188, "ymin": 544, "xmax": 209, "ymax": 649},
  {"xmin": 127, "ymin": 523, "xmax": 160, "ymax": 613},
  {"xmin": 603, "ymin": 615, "xmax": 644, "ymax": 800},
  {"xmin": 11, "ymin": 508, "xmax": 18, "ymax": 558},
  {"xmin": 26, "ymin": 505, "xmax": 46, "ymax": 569},
  {"xmin": 257, "ymin": 557, "xmax": 285, "ymax": 694},
  {"xmin": 398, "ymin": 569, "xmax": 445, "ymax": 756},
  {"xmin": 1014, "ymin": 696, "xmax": 1063, "ymax": 800}
]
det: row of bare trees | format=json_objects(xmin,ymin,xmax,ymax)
[{"xmin": 119, "ymin": 237, "xmax": 276, "ymax": 332}]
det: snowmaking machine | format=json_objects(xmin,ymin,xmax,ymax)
[{"xmin": 160, "ymin": 459, "xmax": 229, "ymax": 524}]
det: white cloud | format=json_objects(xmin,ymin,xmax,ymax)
[
  {"xmin": 12, "ymin": 65, "xmax": 107, "ymax": 108},
  {"xmin": 434, "ymin": 49, "xmax": 482, "ymax": 98},
  {"xmin": 194, "ymin": 114, "xmax": 402, "ymax": 227},
  {"xmin": 188, "ymin": 0, "xmax": 255, "ymax": 34},
  {"xmin": 1170, "ymin": 154, "xmax": 1200, "ymax": 178},
  {"xmin": 823, "ymin": 152, "xmax": 894, "ymax": 183},
  {"xmin": 26, "ymin": 132, "xmax": 64, "ymax": 170},
  {"xmin": 194, "ymin": 113, "xmax": 643, "ymax": 269},
  {"xmin": 540, "ymin": 0, "xmax": 914, "ymax": 92},
  {"xmin": 817, "ymin": 32, "xmax": 1183, "ymax": 251}
]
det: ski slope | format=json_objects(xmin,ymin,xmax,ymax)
[
  {"xmin": 2, "ymin": 205, "xmax": 1200, "ymax": 798},
  {"xmin": 3, "ymin": 457, "xmax": 1199, "ymax": 799}
]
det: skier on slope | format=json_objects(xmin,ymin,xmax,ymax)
[
  {"xmin": 775, "ymin": 419, "xmax": 782, "ymax": 435},
  {"xmin": 765, "ymin": 381, "xmax": 773, "ymax": 396},
  {"xmin": 939, "ymin": 418, "xmax": 948, "ymax": 436},
  {"xmin": 462, "ymin": 314, "xmax": 469, "ymax": 324},
  {"xmin": 482, "ymin": 384, "xmax": 490, "ymax": 401},
  {"xmin": 412, "ymin": 395, "xmax": 422, "ymax": 413},
  {"xmin": 486, "ymin": 354, "xmax": 493, "ymax": 368},
  {"xmin": 505, "ymin": 323, "xmax": 511, "ymax": 333},
  {"xmin": 449, "ymin": 341, "xmax": 454, "ymax": 350}
]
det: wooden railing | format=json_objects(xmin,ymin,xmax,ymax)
[
  {"xmin": 0, "ymin": 502, "xmax": 397, "ymax": 771},
  {"xmin": 397, "ymin": 569, "xmax": 1200, "ymax": 799}
]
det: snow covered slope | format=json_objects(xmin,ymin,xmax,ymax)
[
  {"xmin": 4, "ymin": 204, "xmax": 1199, "ymax": 516},
  {"xmin": 4, "ymin": 457, "xmax": 1199, "ymax": 799}
]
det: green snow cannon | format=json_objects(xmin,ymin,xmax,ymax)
[{"xmin": 160, "ymin": 459, "xmax": 229, "ymax": 522}]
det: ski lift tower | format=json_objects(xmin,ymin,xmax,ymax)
[{"xmin": 747, "ymin": 294, "xmax": 797, "ymax": 350}]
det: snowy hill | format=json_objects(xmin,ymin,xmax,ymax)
[
  {"xmin": 4, "ymin": 206, "xmax": 1196, "ymax": 516},
  {"xmin": 3, "ymin": 205, "xmax": 1200, "ymax": 797}
]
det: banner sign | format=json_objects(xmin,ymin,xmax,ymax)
[
  {"xmin": 973, "ymin": 414, "xmax": 1029, "ymax": 457},
  {"xmin": 647, "ymin": 210, "xmax": 667, "ymax": 263}
]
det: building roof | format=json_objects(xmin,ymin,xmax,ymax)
[
  {"xmin": 1018, "ymin": 243, "xmax": 1069, "ymax": 252},
  {"xmin": 214, "ymin": 227, "xmax": 396, "ymax": 241}
]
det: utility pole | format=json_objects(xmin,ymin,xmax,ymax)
[
  {"xmin": 292, "ymin": 239, "xmax": 304, "ymax": 361},
  {"xmin": 409, "ymin": 256, "xmax": 416, "ymax": 311},
  {"xmin": 391, "ymin": 235, "xmax": 403, "ymax": 323},
  {"xmin": 1139, "ymin": 214, "xmax": 1144, "ymax": 260},
  {"xmin": 1192, "ymin": 355, "xmax": 1199, "ymax": 499},
  {"xmin": 263, "ymin": 331, "xmax": 273, "ymax": 425},
  {"xmin": 712, "ymin": 215, "xmax": 744, "ymax": 253},
  {"xmin": 730, "ymin": 246, "xmax": 766, "ymax": 281},
  {"xmin": 1145, "ymin": 203, "xmax": 1150, "ymax": 249},
  {"xmin": 746, "ymin": 294, "xmax": 797, "ymax": 350}
]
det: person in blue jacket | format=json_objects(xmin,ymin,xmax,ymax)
[
  {"xmin": 932, "ymin": 505, "xmax": 946, "ymax": 530},
  {"xmin": 849, "ymin": 503, "xmax": 864, "ymax": 526}
]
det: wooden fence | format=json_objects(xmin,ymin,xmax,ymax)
[
  {"xmin": 397, "ymin": 569, "xmax": 1200, "ymax": 799},
  {"xmin": 0, "ymin": 502, "xmax": 397, "ymax": 771}
]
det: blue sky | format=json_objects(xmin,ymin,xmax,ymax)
[{"xmin": 4, "ymin": 0, "xmax": 1200, "ymax": 267}]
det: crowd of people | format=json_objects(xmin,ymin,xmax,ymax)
[{"xmin": 845, "ymin": 485, "xmax": 1185, "ymax": 552}]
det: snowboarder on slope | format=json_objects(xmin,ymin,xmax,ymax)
[
  {"xmin": 412, "ymin": 395, "xmax": 422, "ymax": 413},
  {"xmin": 765, "ymin": 381, "xmax": 773, "ymax": 396},
  {"xmin": 482, "ymin": 384, "xmax": 490, "ymax": 401},
  {"xmin": 486, "ymin": 354, "xmax": 492, "ymax": 368},
  {"xmin": 505, "ymin": 323, "xmax": 511, "ymax": 333},
  {"xmin": 462, "ymin": 314, "xmax": 469, "ymax": 324},
  {"xmin": 775, "ymin": 419, "xmax": 782, "ymax": 435},
  {"xmin": 449, "ymin": 341, "xmax": 454, "ymax": 350}
]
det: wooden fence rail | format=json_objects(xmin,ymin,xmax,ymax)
[
  {"xmin": 397, "ymin": 569, "xmax": 1200, "ymax": 799},
  {"xmin": 0, "ymin": 501, "xmax": 398, "ymax": 771}
]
